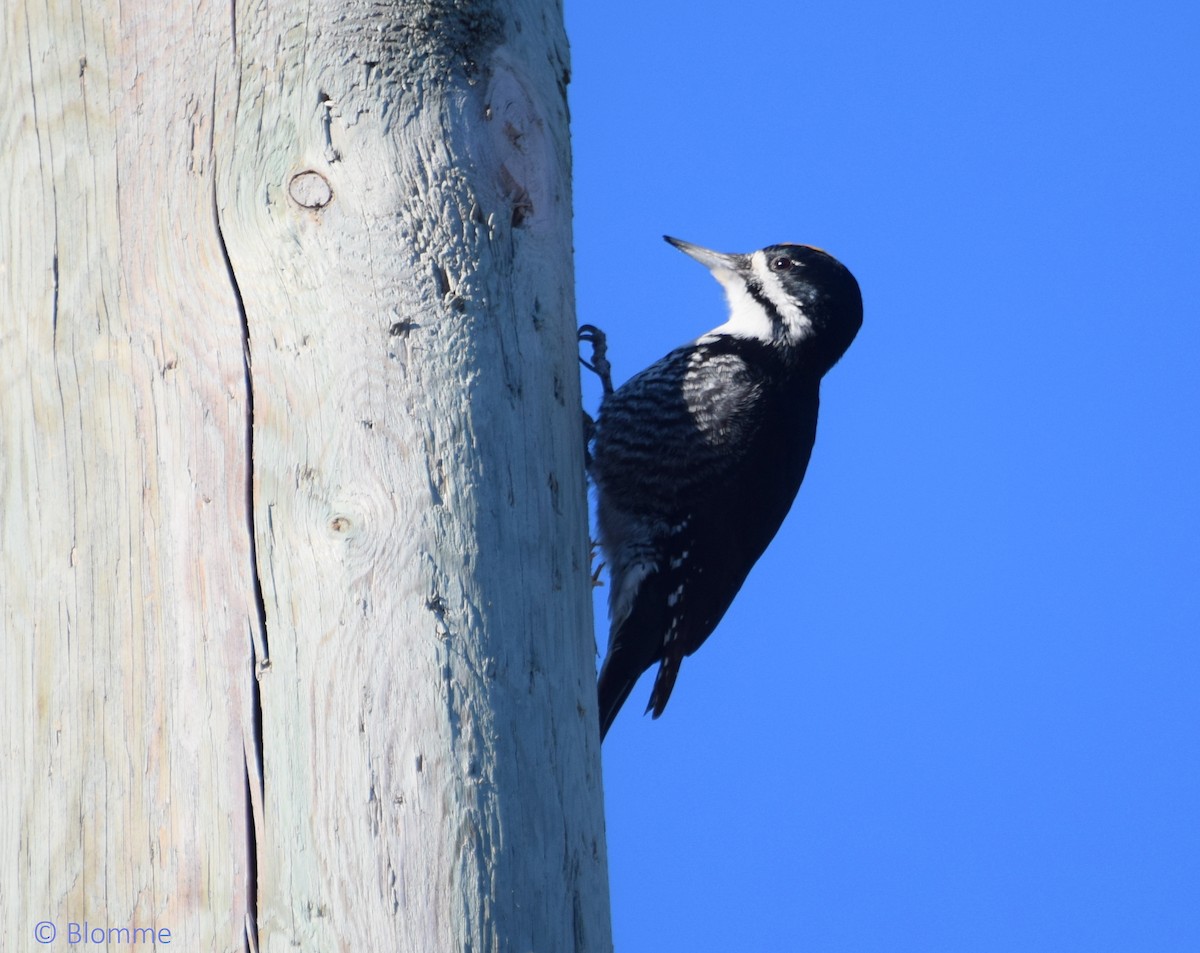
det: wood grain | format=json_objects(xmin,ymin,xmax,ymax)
[{"xmin": 2, "ymin": 1, "xmax": 610, "ymax": 949}]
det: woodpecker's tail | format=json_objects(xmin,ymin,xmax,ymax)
[
  {"xmin": 597, "ymin": 647, "xmax": 641, "ymax": 741},
  {"xmin": 597, "ymin": 628, "xmax": 684, "ymax": 739},
  {"xmin": 647, "ymin": 648, "xmax": 684, "ymax": 719},
  {"xmin": 597, "ymin": 567, "xmax": 676, "ymax": 739}
]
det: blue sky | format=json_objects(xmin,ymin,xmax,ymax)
[{"xmin": 565, "ymin": 2, "xmax": 1200, "ymax": 950}]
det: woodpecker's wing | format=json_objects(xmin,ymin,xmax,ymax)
[
  {"xmin": 591, "ymin": 337, "xmax": 774, "ymax": 519},
  {"xmin": 593, "ymin": 335, "xmax": 819, "ymax": 737}
]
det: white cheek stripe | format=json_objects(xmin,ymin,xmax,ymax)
[
  {"xmin": 752, "ymin": 251, "xmax": 812, "ymax": 340},
  {"xmin": 695, "ymin": 251, "xmax": 813, "ymax": 344},
  {"xmin": 715, "ymin": 272, "xmax": 772, "ymax": 340},
  {"xmin": 705, "ymin": 264, "xmax": 774, "ymax": 342}
]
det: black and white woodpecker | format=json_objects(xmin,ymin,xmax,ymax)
[{"xmin": 581, "ymin": 236, "xmax": 863, "ymax": 740}]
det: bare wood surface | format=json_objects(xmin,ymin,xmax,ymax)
[
  {"xmin": 2, "ymin": 1, "xmax": 610, "ymax": 949},
  {"xmin": 1, "ymin": 1, "xmax": 256, "ymax": 947}
]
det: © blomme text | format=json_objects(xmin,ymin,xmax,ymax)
[{"xmin": 34, "ymin": 920, "xmax": 172, "ymax": 945}]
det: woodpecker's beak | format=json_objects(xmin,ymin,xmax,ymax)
[{"xmin": 664, "ymin": 236, "xmax": 746, "ymax": 276}]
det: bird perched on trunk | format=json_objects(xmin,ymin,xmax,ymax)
[{"xmin": 581, "ymin": 236, "xmax": 863, "ymax": 740}]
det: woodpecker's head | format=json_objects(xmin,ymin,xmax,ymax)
[{"xmin": 665, "ymin": 236, "xmax": 863, "ymax": 374}]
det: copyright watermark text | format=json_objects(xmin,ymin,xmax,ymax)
[{"xmin": 34, "ymin": 920, "xmax": 172, "ymax": 945}]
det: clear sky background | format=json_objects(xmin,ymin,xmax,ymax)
[{"xmin": 565, "ymin": 3, "xmax": 1199, "ymax": 951}]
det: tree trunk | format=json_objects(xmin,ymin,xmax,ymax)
[{"xmin": 1, "ymin": 1, "xmax": 610, "ymax": 950}]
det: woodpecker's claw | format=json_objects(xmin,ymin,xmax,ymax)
[
  {"xmin": 578, "ymin": 324, "xmax": 613, "ymax": 396},
  {"xmin": 588, "ymin": 539, "xmax": 606, "ymax": 588}
]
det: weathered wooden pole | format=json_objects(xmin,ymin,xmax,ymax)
[{"xmin": 1, "ymin": 1, "xmax": 610, "ymax": 949}]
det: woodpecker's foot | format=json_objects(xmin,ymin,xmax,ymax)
[
  {"xmin": 589, "ymin": 539, "xmax": 606, "ymax": 588},
  {"xmin": 578, "ymin": 324, "xmax": 613, "ymax": 396}
]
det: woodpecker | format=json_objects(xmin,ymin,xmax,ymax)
[{"xmin": 584, "ymin": 236, "xmax": 862, "ymax": 740}]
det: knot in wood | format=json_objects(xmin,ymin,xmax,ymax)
[{"xmin": 288, "ymin": 171, "xmax": 333, "ymax": 210}]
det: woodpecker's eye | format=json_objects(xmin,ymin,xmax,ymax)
[{"xmin": 770, "ymin": 256, "xmax": 793, "ymax": 272}]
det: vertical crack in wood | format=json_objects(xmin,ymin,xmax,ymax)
[
  {"xmin": 212, "ymin": 171, "xmax": 267, "ymax": 952},
  {"xmin": 51, "ymin": 250, "xmax": 59, "ymax": 342},
  {"xmin": 242, "ymin": 748, "xmax": 261, "ymax": 953}
]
